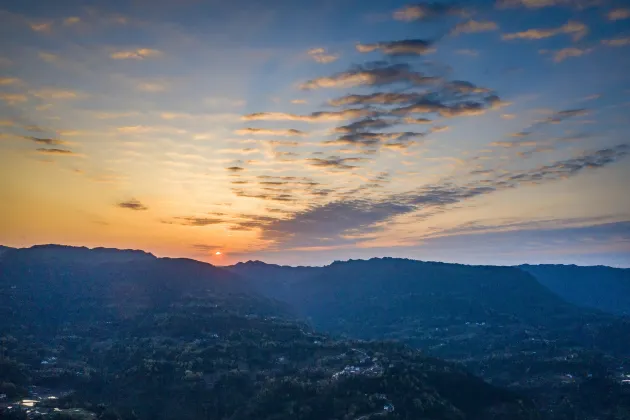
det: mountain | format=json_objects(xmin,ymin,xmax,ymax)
[
  {"xmin": 0, "ymin": 245, "xmax": 284, "ymax": 339},
  {"xmin": 522, "ymin": 264, "xmax": 630, "ymax": 316},
  {"xmin": 0, "ymin": 246, "xmax": 542, "ymax": 420},
  {"xmin": 0, "ymin": 245, "xmax": 14, "ymax": 256},
  {"xmin": 227, "ymin": 260, "xmax": 324, "ymax": 301},
  {"xmin": 229, "ymin": 258, "xmax": 630, "ymax": 417}
]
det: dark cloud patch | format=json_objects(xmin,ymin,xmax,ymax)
[
  {"xmin": 260, "ymin": 200, "xmax": 416, "ymax": 246},
  {"xmin": 166, "ymin": 217, "xmax": 225, "ymax": 226},
  {"xmin": 503, "ymin": 144, "xmax": 628, "ymax": 184},
  {"xmin": 334, "ymin": 118, "xmax": 399, "ymax": 133},
  {"xmin": 540, "ymin": 108, "xmax": 589, "ymax": 124},
  {"xmin": 394, "ymin": 3, "xmax": 463, "ymax": 21},
  {"xmin": 329, "ymin": 92, "xmax": 426, "ymax": 107},
  {"xmin": 306, "ymin": 156, "xmax": 367, "ymax": 170},
  {"xmin": 328, "ymin": 131, "xmax": 424, "ymax": 147},
  {"xmin": 24, "ymin": 136, "xmax": 67, "ymax": 145},
  {"xmin": 117, "ymin": 199, "xmax": 148, "ymax": 211},
  {"xmin": 226, "ymin": 166, "xmax": 245, "ymax": 172},
  {"xmin": 252, "ymin": 145, "xmax": 628, "ymax": 248},
  {"xmin": 36, "ymin": 148, "xmax": 76, "ymax": 155},
  {"xmin": 232, "ymin": 189, "xmax": 296, "ymax": 202},
  {"xmin": 300, "ymin": 61, "xmax": 439, "ymax": 90},
  {"xmin": 357, "ymin": 39, "xmax": 436, "ymax": 56}
]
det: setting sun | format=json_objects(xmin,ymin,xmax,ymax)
[{"xmin": 215, "ymin": 251, "xmax": 222, "ymax": 255}]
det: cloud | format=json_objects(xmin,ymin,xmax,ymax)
[
  {"xmin": 502, "ymin": 21, "xmax": 588, "ymax": 41},
  {"xmin": 291, "ymin": 99, "xmax": 307, "ymax": 104},
  {"xmin": 496, "ymin": 0, "xmax": 601, "ymax": 9},
  {"xmin": 36, "ymin": 148, "xmax": 78, "ymax": 156},
  {"xmin": 30, "ymin": 22, "xmax": 52, "ymax": 32},
  {"xmin": 328, "ymin": 131, "xmax": 423, "ymax": 146},
  {"xmin": 63, "ymin": 17, "xmax": 80, "ymax": 25},
  {"xmin": 32, "ymin": 88, "xmax": 79, "ymax": 100},
  {"xmin": 253, "ymin": 145, "xmax": 628, "ymax": 247},
  {"xmin": 0, "ymin": 77, "xmax": 21, "ymax": 86},
  {"xmin": 430, "ymin": 125, "xmax": 450, "ymax": 133},
  {"xmin": 0, "ymin": 93, "xmax": 28, "ymax": 104},
  {"xmin": 451, "ymin": 20, "xmax": 499, "ymax": 36},
  {"xmin": 235, "ymin": 128, "xmax": 307, "ymax": 137},
  {"xmin": 299, "ymin": 61, "xmax": 438, "ymax": 90},
  {"xmin": 539, "ymin": 108, "xmax": 589, "ymax": 123},
  {"xmin": 540, "ymin": 47, "xmax": 593, "ymax": 62},
  {"xmin": 307, "ymin": 48, "xmax": 339, "ymax": 64},
  {"xmin": 490, "ymin": 140, "xmax": 538, "ymax": 147},
  {"xmin": 502, "ymin": 113, "xmax": 516, "ymax": 119},
  {"xmin": 38, "ymin": 52, "xmax": 59, "ymax": 62},
  {"xmin": 334, "ymin": 118, "xmax": 399, "ymax": 134},
  {"xmin": 110, "ymin": 48, "xmax": 163, "ymax": 60},
  {"xmin": 306, "ymin": 156, "xmax": 367, "ymax": 170},
  {"xmin": 192, "ymin": 244, "xmax": 223, "ymax": 252},
  {"xmin": 23, "ymin": 136, "xmax": 68, "ymax": 146},
  {"xmin": 608, "ymin": 8, "xmax": 630, "ymax": 20},
  {"xmin": 356, "ymin": 39, "xmax": 435, "ymax": 55},
  {"xmin": 329, "ymin": 92, "xmax": 426, "ymax": 107},
  {"xmin": 117, "ymin": 199, "xmax": 148, "ymax": 211},
  {"xmin": 601, "ymin": 37, "xmax": 630, "ymax": 47},
  {"xmin": 243, "ymin": 108, "xmax": 375, "ymax": 122},
  {"xmin": 136, "ymin": 82, "xmax": 167, "ymax": 92},
  {"xmin": 226, "ymin": 166, "xmax": 245, "ymax": 172},
  {"xmin": 393, "ymin": 3, "xmax": 463, "ymax": 21},
  {"xmin": 166, "ymin": 217, "xmax": 224, "ymax": 226}
]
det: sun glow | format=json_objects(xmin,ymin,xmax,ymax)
[{"xmin": 215, "ymin": 251, "xmax": 221, "ymax": 255}]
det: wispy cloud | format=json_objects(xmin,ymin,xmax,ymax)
[
  {"xmin": 496, "ymin": 0, "xmax": 602, "ymax": 9},
  {"xmin": 135, "ymin": 81, "xmax": 167, "ymax": 92},
  {"xmin": 356, "ymin": 39, "xmax": 435, "ymax": 55},
  {"xmin": 63, "ymin": 16, "xmax": 80, "ymax": 26},
  {"xmin": 110, "ymin": 48, "xmax": 163, "ymax": 60},
  {"xmin": 165, "ymin": 217, "xmax": 224, "ymax": 226},
  {"xmin": 23, "ymin": 136, "xmax": 68, "ymax": 146},
  {"xmin": 0, "ymin": 93, "xmax": 28, "ymax": 104},
  {"xmin": 243, "ymin": 109, "xmax": 375, "ymax": 122},
  {"xmin": 502, "ymin": 21, "xmax": 588, "ymax": 41},
  {"xmin": 607, "ymin": 8, "xmax": 630, "ymax": 20},
  {"xmin": 30, "ymin": 21, "xmax": 52, "ymax": 32},
  {"xmin": 235, "ymin": 128, "xmax": 307, "ymax": 137},
  {"xmin": 31, "ymin": 88, "xmax": 80, "ymax": 100},
  {"xmin": 36, "ymin": 148, "xmax": 79, "ymax": 156},
  {"xmin": 307, "ymin": 48, "xmax": 339, "ymax": 64},
  {"xmin": 299, "ymin": 62, "xmax": 437, "ymax": 90},
  {"xmin": 117, "ymin": 199, "xmax": 148, "ymax": 211},
  {"xmin": 451, "ymin": 20, "xmax": 499, "ymax": 36},
  {"xmin": 601, "ymin": 37, "xmax": 630, "ymax": 47},
  {"xmin": 393, "ymin": 3, "xmax": 463, "ymax": 21},
  {"xmin": 540, "ymin": 47, "xmax": 593, "ymax": 62},
  {"xmin": 306, "ymin": 156, "xmax": 367, "ymax": 170},
  {"xmin": 0, "ymin": 77, "xmax": 21, "ymax": 86}
]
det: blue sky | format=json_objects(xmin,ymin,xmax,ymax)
[{"xmin": 1, "ymin": 0, "xmax": 629, "ymax": 266}]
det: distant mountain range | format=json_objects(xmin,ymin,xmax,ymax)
[
  {"xmin": 522, "ymin": 264, "xmax": 630, "ymax": 316},
  {"xmin": 2, "ymin": 244, "xmax": 630, "ymax": 418}
]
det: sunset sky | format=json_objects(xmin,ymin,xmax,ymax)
[{"xmin": 1, "ymin": 0, "xmax": 629, "ymax": 266}]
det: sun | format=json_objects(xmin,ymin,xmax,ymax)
[{"xmin": 215, "ymin": 251, "xmax": 221, "ymax": 255}]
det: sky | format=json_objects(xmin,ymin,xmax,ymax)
[{"xmin": 1, "ymin": 0, "xmax": 629, "ymax": 267}]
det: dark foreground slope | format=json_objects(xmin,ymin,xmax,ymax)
[
  {"xmin": 0, "ymin": 246, "xmax": 539, "ymax": 420},
  {"xmin": 522, "ymin": 264, "xmax": 630, "ymax": 316}
]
